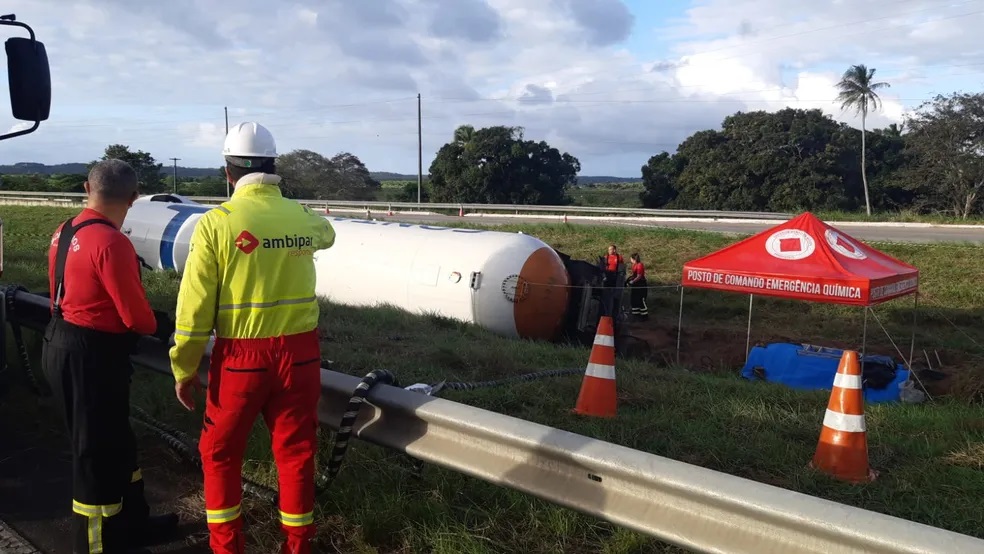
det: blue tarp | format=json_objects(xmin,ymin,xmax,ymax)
[{"xmin": 740, "ymin": 342, "xmax": 910, "ymax": 403}]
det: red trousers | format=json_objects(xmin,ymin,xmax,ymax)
[{"xmin": 199, "ymin": 330, "xmax": 321, "ymax": 554}]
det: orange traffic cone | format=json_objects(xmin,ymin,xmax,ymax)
[
  {"xmin": 572, "ymin": 316, "xmax": 617, "ymax": 418},
  {"xmin": 809, "ymin": 350, "xmax": 878, "ymax": 483}
]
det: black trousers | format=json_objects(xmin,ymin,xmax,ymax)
[
  {"xmin": 628, "ymin": 278, "xmax": 649, "ymax": 319},
  {"xmin": 41, "ymin": 318, "xmax": 150, "ymax": 553}
]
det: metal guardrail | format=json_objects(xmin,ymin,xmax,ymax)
[
  {"xmin": 4, "ymin": 287, "xmax": 983, "ymax": 553},
  {"xmin": 0, "ymin": 190, "xmax": 792, "ymax": 220}
]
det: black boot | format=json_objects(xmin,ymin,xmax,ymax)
[
  {"xmin": 123, "ymin": 473, "xmax": 180, "ymax": 547},
  {"xmin": 130, "ymin": 513, "xmax": 180, "ymax": 546}
]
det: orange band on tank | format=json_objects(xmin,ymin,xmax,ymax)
[{"xmin": 514, "ymin": 246, "xmax": 570, "ymax": 340}]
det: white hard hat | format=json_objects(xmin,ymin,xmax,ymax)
[{"xmin": 222, "ymin": 121, "xmax": 277, "ymax": 159}]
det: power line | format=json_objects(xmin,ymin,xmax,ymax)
[
  {"xmin": 224, "ymin": 106, "xmax": 229, "ymax": 197},
  {"xmin": 417, "ymin": 93, "xmax": 423, "ymax": 204},
  {"xmin": 169, "ymin": 157, "xmax": 180, "ymax": 193}
]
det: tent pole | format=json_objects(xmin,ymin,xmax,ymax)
[
  {"xmin": 861, "ymin": 307, "xmax": 868, "ymax": 360},
  {"xmin": 676, "ymin": 286, "xmax": 684, "ymax": 366},
  {"xmin": 745, "ymin": 294, "xmax": 753, "ymax": 362},
  {"xmin": 907, "ymin": 291, "xmax": 919, "ymax": 377}
]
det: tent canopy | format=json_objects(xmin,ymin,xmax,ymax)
[{"xmin": 680, "ymin": 212, "xmax": 919, "ymax": 307}]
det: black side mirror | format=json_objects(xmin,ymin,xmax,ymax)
[{"xmin": 0, "ymin": 14, "xmax": 50, "ymax": 141}]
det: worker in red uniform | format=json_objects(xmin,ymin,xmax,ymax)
[
  {"xmin": 169, "ymin": 121, "xmax": 336, "ymax": 554},
  {"xmin": 625, "ymin": 253, "xmax": 649, "ymax": 321},
  {"xmin": 602, "ymin": 244, "xmax": 624, "ymax": 287},
  {"xmin": 40, "ymin": 158, "xmax": 179, "ymax": 554}
]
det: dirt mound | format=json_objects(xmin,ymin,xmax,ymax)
[{"xmin": 621, "ymin": 321, "xmax": 748, "ymax": 373}]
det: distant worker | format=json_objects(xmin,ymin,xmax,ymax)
[
  {"xmin": 602, "ymin": 244, "xmax": 624, "ymax": 287},
  {"xmin": 168, "ymin": 121, "xmax": 336, "ymax": 554},
  {"xmin": 625, "ymin": 253, "xmax": 649, "ymax": 321},
  {"xmin": 41, "ymin": 158, "xmax": 179, "ymax": 553}
]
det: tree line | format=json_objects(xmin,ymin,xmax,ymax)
[
  {"xmin": 639, "ymin": 91, "xmax": 984, "ymax": 218},
  {"xmin": 2, "ymin": 64, "xmax": 982, "ymax": 217},
  {"xmin": 0, "ymin": 146, "xmax": 383, "ymax": 201}
]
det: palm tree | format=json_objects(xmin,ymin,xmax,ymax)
[
  {"xmin": 836, "ymin": 64, "xmax": 890, "ymax": 215},
  {"xmin": 453, "ymin": 124, "xmax": 475, "ymax": 145}
]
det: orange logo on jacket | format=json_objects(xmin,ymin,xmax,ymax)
[{"xmin": 235, "ymin": 230, "xmax": 259, "ymax": 254}]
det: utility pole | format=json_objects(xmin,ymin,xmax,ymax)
[
  {"xmin": 224, "ymin": 106, "xmax": 230, "ymax": 198},
  {"xmin": 170, "ymin": 157, "xmax": 180, "ymax": 194},
  {"xmin": 417, "ymin": 93, "xmax": 422, "ymax": 204}
]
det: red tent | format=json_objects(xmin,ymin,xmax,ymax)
[
  {"xmin": 681, "ymin": 212, "xmax": 919, "ymax": 306},
  {"xmin": 673, "ymin": 212, "xmax": 920, "ymax": 364}
]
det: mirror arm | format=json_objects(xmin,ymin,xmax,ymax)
[
  {"xmin": 0, "ymin": 118, "xmax": 38, "ymax": 141},
  {"xmin": 0, "ymin": 17, "xmax": 36, "ymax": 42}
]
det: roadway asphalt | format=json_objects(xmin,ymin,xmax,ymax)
[{"xmin": 346, "ymin": 212, "xmax": 984, "ymax": 244}]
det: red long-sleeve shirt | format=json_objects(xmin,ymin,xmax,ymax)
[
  {"xmin": 47, "ymin": 208, "xmax": 157, "ymax": 335},
  {"xmin": 605, "ymin": 253, "xmax": 623, "ymax": 272}
]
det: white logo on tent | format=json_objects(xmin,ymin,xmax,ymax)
[
  {"xmin": 765, "ymin": 229, "xmax": 815, "ymax": 260},
  {"xmin": 824, "ymin": 229, "xmax": 867, "ymax": 260}
]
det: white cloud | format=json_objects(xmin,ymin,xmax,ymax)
[
  {"xmin": 0, "ymin": 0, "xmax": 980, "ymax": 175},
  {"xmin": 179, "ymin": 122, "xmax": 227, "ymax": 151}
]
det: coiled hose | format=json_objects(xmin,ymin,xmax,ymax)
[
  {"xmin": 128, "ymin": 404, "xmax": 280, "ymax": 504},
  {"xmin": 434, "ymin": 367, "xmax": 584, "ymax": 392},
  {"xmin": 315, "ymin": 369, "xmax": 399, "ymax": 493},
  {"xmin": 4, "ymin": 285, "xmax": 49, "ymax": 396}
]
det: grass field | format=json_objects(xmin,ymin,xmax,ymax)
[{"xmin": 2, "ymin": 205, "xmax": 983, "ymax": 553}]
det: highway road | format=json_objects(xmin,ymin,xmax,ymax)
[{"xmin": 354, "ymin": 211, "xmax": 984, "ymax": 244}]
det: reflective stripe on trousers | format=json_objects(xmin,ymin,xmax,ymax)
[
  {"xmin": 206, "ymin": 504, "xmax": 242, "ymax": 524},
  {"xmin": 280, "ymin": 510, "xmax": 315, "ymax": 527},
  {"xmin": 73, "ymin": 500, "xmax": 122, "ymax": 554}
]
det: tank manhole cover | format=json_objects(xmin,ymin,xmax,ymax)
[{"xmin": 502, "ymin": 274, "xmax": 530, "ymax": 303}]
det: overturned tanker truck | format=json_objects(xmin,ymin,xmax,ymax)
[{"xmin": 119, "ymin": 194, "xmax": 630, "ymax": 348}]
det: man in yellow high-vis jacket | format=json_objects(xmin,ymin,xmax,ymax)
[{"xmin": 168, "ymin": 121, "xmax": 336, "ymax": 554}]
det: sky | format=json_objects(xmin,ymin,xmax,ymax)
[{"xmin": 1, "ymin": 0, "xmax": 983, "ymax": 177}]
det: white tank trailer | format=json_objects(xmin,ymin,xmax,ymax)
[{"xmin": 121, "ymin": 194, "xmax": 621, "ymax": 344}]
